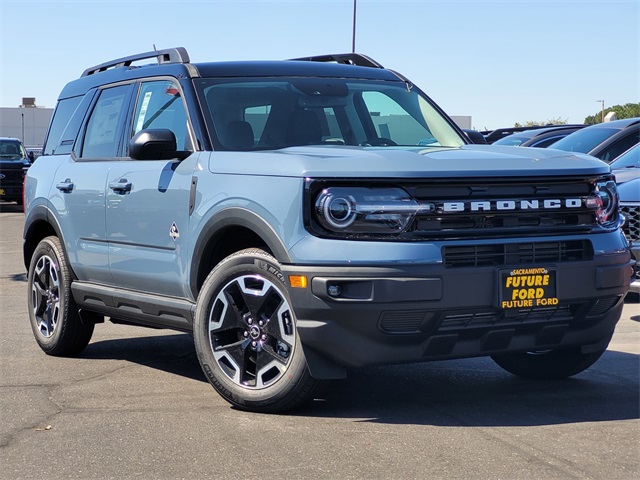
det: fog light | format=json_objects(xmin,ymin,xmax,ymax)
[{"xmin": 327, "ymin": 284, "xmax": 342, "ymax": 297}]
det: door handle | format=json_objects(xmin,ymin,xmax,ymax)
[
  {"xmin": 109, "ymin": 179, "xmax": 132, "ymax": 194},
  {"xmin": 56, "ymin": 180, "xmax": 74, "ymax": 193}
]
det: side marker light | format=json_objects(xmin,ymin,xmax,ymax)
[{"xmin": 289, "ymin": 275, "xmax": 308, "ymax": 288}]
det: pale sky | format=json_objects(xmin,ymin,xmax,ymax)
[{"xmin": 1, "ymin": 0, "xmax": 638, "ymax": 130}]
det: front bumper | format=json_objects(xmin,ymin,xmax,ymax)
[{"xmin": 282, "ymin": 251, "xmax": 632, "ymax": 378}]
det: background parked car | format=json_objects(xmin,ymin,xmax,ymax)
[
  {"xmin": 492, "ymin": 125, "xmax": 586, "ymax": 148},
  {"xmin": 462, "ymin": 129, "xmax": 488, "ymax": 144},
  {"xmin": 549, "ymin": 118, "xmax": 640, "ymax": 163},
  {"xmin": 480, "ymin": 125, "xmax": 545, "ymax": 144},
  {"xmin": 0, "ymin": 137, "xmax": 32, "ymax": 205},
  {"xmin": 609, "ymin": 144, "xmax": 639, "ymax": 296}
]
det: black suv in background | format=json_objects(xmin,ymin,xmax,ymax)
[{"xmin": 0, "ymin": 137, "xmax": 32, "ymax": 205}]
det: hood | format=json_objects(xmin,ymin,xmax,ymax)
[
  {"xmin": 617, "ymin": 176, "xmax": 640, "ymax": 202},
  {"xmin": 208, "ymin": 144, "xmax": 611, "ymax": 178},
  {"xmin": 612, "ymin": 167, "xmax": 639, "ymax": 186},
  {"xmin": 0, "ymin": 158, "xmax": 30, "ymax": 168}
]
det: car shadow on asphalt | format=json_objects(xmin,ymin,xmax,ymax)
[
  {"xmin": 82, "ymin": 333, "xmax": 206, "ymax": 383},
  {"xmin": 81, "ymin": 333, "xmax": 639, "ymax": 426},
  {"xmin": 305, "ymin": 351, "xmax": 640, "ymax": 426}
]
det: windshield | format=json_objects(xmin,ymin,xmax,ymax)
[
  {"xmin": 196, "ymin": 78, "xmax": 465, "ymax": 151},
  {"xmin": 493, "ymin": 134, "xmax": 530, "ymax": 146},
  {"xmin": 550, "ymin": 126, "xmax": 619, "ymax": 153},
  {"xmin": 0, "ymin": 139, "xmax": 27, "ymax": 159},
  {"xmin": 610, "ymin": 144, "xmax": 640, "ymax": 169}
]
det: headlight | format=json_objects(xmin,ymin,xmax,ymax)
[
  {"xmin": 314, "ymin": 187, "xmax": 431, "ymax": 234},
  {"xmin": 586, "ymin": 179, "xmax": 619, "ymax": 225}
]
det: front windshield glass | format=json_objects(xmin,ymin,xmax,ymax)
[
  {"xmin": 0, "ymin": 139, "xmax": 26, "ymax": 159},
  {"xmin": 196, "ymin": 78, "xmax": 465, "ymax": 151},
  {"xmin": 493, "ymin": 135, "xmax": 528, "ymax": 146},
  {"xmin": 550, "ymin": 126, "xmax": 618, "ymax": 153}
]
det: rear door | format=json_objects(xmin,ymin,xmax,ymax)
[{"xmin": 51, "ymin": 84, "xmax": 134, "ymax": 283}]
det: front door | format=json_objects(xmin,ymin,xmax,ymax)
[{"xmin": 106, "ymin": 79, "xmax": 196, "ymax": 298}]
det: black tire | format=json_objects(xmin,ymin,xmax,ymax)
[
  {"xmin": 194, "ymin": 248, "xmax": 319, "ymax": 413},
  {"xmin": 27, "ymin": 236, "xmax": 94, "ymax": 356},
  {"xmin": 491, "ymin": 345, "xmax": 609, "ymax": 379}
]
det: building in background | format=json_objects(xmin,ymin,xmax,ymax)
[
  {"xmin": 0, "ymin": 98, "xmax": 53, "ymax": 147},
  {"xmin": 450, "ymin": 116, "xmax": 471, "ymax": 130}
]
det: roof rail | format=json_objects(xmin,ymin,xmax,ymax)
[
  {"xmin": 289, "ymin": 53, "xmax": 384, "ymax": 69},
  {"xmin": 81, "ymin": 47, "xmax": 190, "ymax": 77}
]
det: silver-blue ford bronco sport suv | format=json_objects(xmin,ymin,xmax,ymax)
[{"xmin": 23, "ymin": 48, "xmax": 633, "ymax": 412}]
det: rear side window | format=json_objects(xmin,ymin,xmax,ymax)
[
  {"xmin": 81, "ymin": 85, "xmax": 131, "ymax": 158},
  {"xmin": 43, "ymin": 96, "xmax": 82, "ymax": 155}
]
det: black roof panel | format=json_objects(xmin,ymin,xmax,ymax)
[
  {"xmin": 192, "ymin": 60, "xmax": 399, "ymax": 80},
  {"xmin": 59, "ymin": 58, "xmax": 401, "ymax": 100}
]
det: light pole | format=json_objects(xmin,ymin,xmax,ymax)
[
  {"xmin": 21, "ymin": 113, "xmax": 25, "ymax": 142},
  {"xmin": 351, "ymin": 0, "xmax": 357, "ymax": 53},
  {"xmin": 596, "ymin": 100, "xmax": 604, "ymax": 123}
]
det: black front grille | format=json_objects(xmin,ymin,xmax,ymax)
[
  {"xmin": 620, "ymin": 204, "xmax": 640, "ymax": 243},
  {"xmin": 379, "ymin": 310, "xmax": 433, "ymax": 334},
  {"xmin": 0, "ymin": 168, "xmax": 25, "ymax": 184},
  {"xmin": 443, "ymin": 240, "xmax": 593, "ymax": 268},
  {"xmin": 586, "ymin": 296, "xmax": 622, "ymax": 317},
  {"xmin": 415, "ymin": 212, "xmax": 595, "ymax": 232},
  {"xmin": 439, "ymin": 304, "xmax": 574, "ymax": 330},
  {"xmin": 403, "ymin": 177, "xmax": 607, "ymax": 239}
]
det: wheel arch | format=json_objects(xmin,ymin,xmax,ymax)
[
  {"xmin": 23, "ymin": 205, "xmax": 65, "ymax": 272},
  {"xmin": 190, "ymin": 208, "xmax": 291, "ymax": 299}
]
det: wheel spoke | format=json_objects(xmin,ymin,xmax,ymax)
[
  {"xmin": 256, "ymin": 341, "xmax": 288, "ymax": 367},
  {"xmin": 32, "ymin": 283, "xmax": 46, "ymax": 316},
  {"xmin": 219, "ymin": 290, "xmax": 246, "ymax": 333},
  {"xmin": 208, "ymin": 273, "xmax": 296, "ymax": 390}
]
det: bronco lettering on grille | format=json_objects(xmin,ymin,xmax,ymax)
[{"xmin": 441, "ymin": 198, "xmax": 583, "ymax": 212}]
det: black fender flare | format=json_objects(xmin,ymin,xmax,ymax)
[
  {"xmin": 189, "ymin": 207, "xmax": 291, "ymax": 299},
  {"xmin": 23, "ymin": 203, "xmax": 68, "ymax": 271}
]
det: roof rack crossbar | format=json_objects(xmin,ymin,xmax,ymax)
[
  {"xmin": 81, "ymin": 47, "xmax": 190, "ymax": 77},
  {"xmin": 288, "ymin": 53, "xmax": 384, "ymax": 69}
]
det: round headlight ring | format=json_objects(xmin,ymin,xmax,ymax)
[{"xmin": 322, "ymin": 194, "xmax": 356, "ymax": 229}]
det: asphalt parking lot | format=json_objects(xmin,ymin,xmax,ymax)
[{"xmin": 1, "ymin": 201, "xmax": 638, "ymax": 480}]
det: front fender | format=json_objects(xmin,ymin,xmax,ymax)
[{"xmin": 189, "ymin": 207, "xmax": 291, "ymax": 298}]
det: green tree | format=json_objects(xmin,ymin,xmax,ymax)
[
  {"xmin": 514, "ymin": 117, "xmax": 568, "ymax": 127},
  {"xmin": 584, "ymin": 103, "xmax": 640, "ymax": 124}
]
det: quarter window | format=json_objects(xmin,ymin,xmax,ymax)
[{"xmin": 43, "ymin": 96, "xmax": 82, "ymax": 156}]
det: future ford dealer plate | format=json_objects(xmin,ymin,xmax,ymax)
[{"xmin": 500, "ymin": 267, "xmax": 558, "ymax": 309}]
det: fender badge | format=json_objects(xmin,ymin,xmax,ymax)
[{"xmin": 169, "ymin": 222, "xmax": 180, "ymax": 240}]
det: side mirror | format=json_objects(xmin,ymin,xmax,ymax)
[
  {"xmin": 129, "ymin": 129, "xmax": 190, "ymax": 161},
  {"xmin": 28, "ymin": 151, "xmax": 35, "ymax": 162}
]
